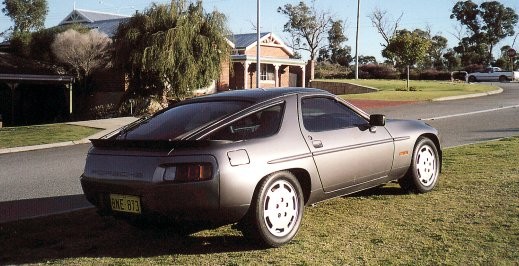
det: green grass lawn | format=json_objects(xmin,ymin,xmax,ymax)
[
  {"xmin": 318, "ymin": 79, "xmax": 498, "ymax": 101},
  {"xmin": 0, "ymin": 124, "xmax": 101, "ymax": 149},
  {"xmin": 1, "ymin": 137, "xmax": 518, "ymax": 264}
]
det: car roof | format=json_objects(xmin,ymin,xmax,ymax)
[{"xmin": 183, "ymin": 87, "xmax": 330, "ymax": 104}]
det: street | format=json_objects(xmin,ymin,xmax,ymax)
[
  {"xmin": 369, "ymin": 82, "xmax": 519, "ymax": 147},
  {"xmin": 0, "ymin": 82, "xmax": 518, "ymax": 222}
]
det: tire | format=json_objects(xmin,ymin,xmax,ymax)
[
  {"xmin": 399, "ymin": 137, "xmax": 440, "ymax": 194},
  {"xmin": 239, "ymin": 171, "xmax": 304, "ymax": 247},
  {"xmin": 468, "ymin": 76, "xmax": 477, "ymax": 83},
  {"xmin": 499, "ymin": 75, "xmax": 508, "ymax": 82}
]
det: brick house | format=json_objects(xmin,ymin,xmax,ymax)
[
  {"xmin": 219, "ymin": 32, "xmax": 308, "ymax": 91},
  {"xmin": 59, "ymin": 9, "xmax": 310, "ymax": 94}
]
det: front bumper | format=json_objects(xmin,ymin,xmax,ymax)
[{"xmin": 80, "ymin": 175, "xmax": 249, "ymax": 224}]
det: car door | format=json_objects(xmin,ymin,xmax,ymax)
[{"xmin": 299, "ymin": 96, "xmax": 394, "ymax": 192}]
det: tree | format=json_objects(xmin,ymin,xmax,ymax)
[
  {"xmin": 278, "ymin": 1, "xmax": 333, "ymax": 60},
  {"xmin": 51, "ymin": 29, "xmax": 112, "ymax": 87},
  {"xmin": 368, "ymin": 7, "xmax": 403, "ymax": 47},
  {"xmin": 429, "ymin": 35, "xmax": 448, "ymax": 70},
  {"xmin": 383, "ymin": 29, "xmax": 431, "ymax": 89},
  {"xmin": 494, "ymin": 45, "xmax": 519, "ymax": 70},
  {"xmin": 479, "ymin": 1, "xmax": 518, "ymax": 62},
  {"xmin": 415, "ymin": 28, "xmax": 448, "ymax": 70},
  {"xmin": 383, "ymin": 30, "xmax": 431, "ymax": 68},
  {"xmin": 443, "ymin": 49, "xmax": 461, "ymax": 70},
  {"xmin": 450, "ymin": 1, "xmax": 518, "ymax": 65},
  {"xmin": 317, "ymin": 19, "xmax": 352, "ymax": 66},
  {"xmin": 327, "ymin": 20, "xmax": 352, "ymax": 66},
  {"xmin": 113, "ymin": 0, "xmax": 230, "ymax": 102},
  {"xmin": 28, "ymin": 24, "xmax": 89, "ymax": 63},
  {"xmin": 358, "ymin": 55, "xmax": 377, "ymax": 65},
  {"xmin": 1, "ymin": 0, "xmax": 48, "ymax": 34}
]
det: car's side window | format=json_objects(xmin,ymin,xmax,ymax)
[
  {"xmin": 302, "ymin": 97, "xmax": 367, "ymax": 132},
  {"xmin": 208, "ymin": 103, "xmax": 285, "ymax": 141}
]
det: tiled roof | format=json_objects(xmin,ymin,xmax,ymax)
[
  {"xmin": 74, "ymin": 9, "xmax": 129, "ymax": 22},
  {"xmin": 228, "ymin": 32, "xmax": 270, "ymax": 49},
  {"xmin": 60, "ymin": 9, "xmax": 129, "ymax": 25},
  {"xmin": 85, "ymin": 18, "xmax": 129, "ymax": 37}
]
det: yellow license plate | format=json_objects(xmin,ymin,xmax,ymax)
[{"xmin": 110, "ymin": 194, "xmax": 141, "ymax": 214}]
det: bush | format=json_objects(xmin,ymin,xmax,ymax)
[
  {"xmin": 315, "ymin": 62, "xmax": 351, "ymax": 79},
  {"xmin": 9, "ymin": 32, "xmax": 32, "ymax": 57},
  {"xmin": 419, "ymin": 69, "xmax": 451, "ymax": 80},
  {"xmin": 357, "ymin": 64, "xmax": 400, "ymax": 79},
  {"xmin": 89, "ymin": 103, "xmax": 117, "ymax": 119}
]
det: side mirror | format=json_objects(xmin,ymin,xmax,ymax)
[{"xmin": 370, "ymin": 114, "xmax": 386, "ymax": 127}]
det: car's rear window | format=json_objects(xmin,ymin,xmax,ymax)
[{"xmin": 118, "ymin": 101, "xmax": 251, "ymax": 140}]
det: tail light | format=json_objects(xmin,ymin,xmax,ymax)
[{"xmin": 163, "ymin": 163, "xmax": 213, "ymax": 183}]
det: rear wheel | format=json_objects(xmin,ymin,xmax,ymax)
[
  {"xmin": 399, "ymin": 137, "xmax": 440, "ymax": 193},
  {"xmin": 499, "ymin": 75, "xmax": 508, "ymax": 82},
  {"xmin": 468, "ymin": 76, "xmax": 477, "ymax": 83},
  {"xmin": 239, "ymin": 171, "xmax": 304, "ymax": 247}
]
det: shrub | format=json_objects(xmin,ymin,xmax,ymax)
[
  {"xmin": 89, "ymin": 103, "xmax": 116, "ymax": 119},
  {"xmin": 357, "ymin": 64, "xmax": 400, "ymax": 79},
  {"xmin": 315, "ymin": 62, "xmax": 351, "ymax": 79},
  {"xmin": 419, "ymin": 69, "xmax": 451, "ymax": 80}
]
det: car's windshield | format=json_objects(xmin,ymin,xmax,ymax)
[{"xmin": 118, "ymin": 101, "xmax": 252, "ymax": 140}]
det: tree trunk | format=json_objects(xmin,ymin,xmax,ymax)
[
  {"xmin": 406, "ymin": 65, "xmax": 410, "ymax": 91},
  {"xmin": 488, "ymin": 44, "xmax": 494, "ymax": 65}
]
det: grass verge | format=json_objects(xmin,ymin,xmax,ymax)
[
  {"xmin": 0, "ymin": 124, "xmax": 101, "ymax": 149},
  {"xmin": 318, "ymin": 79, "xmax": 498, "ymax": 101},
  {"xmin": 0, "ymin": 137, "xmax": 518, "ymax": 265}
]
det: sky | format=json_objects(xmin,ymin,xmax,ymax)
[{"xmin": 1, "ymin": 0, "xmax": 519, "ymax": 61}]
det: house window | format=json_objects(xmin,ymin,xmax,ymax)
[{"xmin": 260, "ymin": 64, "xmax": 275, "ymax": 81}]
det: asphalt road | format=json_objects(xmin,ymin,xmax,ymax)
[
  {"xmin": 0, "ymin": 82, "xmax": 517, "ymax": 222},
  {"xmin": 0, "ymin": 144, "xmax": 90, "ymax": 202},
  {"xmin": 370, "ymin": 82, "xmax": 519, "ymax": 147},
  {"xmin": 0, "ymin": 144, "xmax": 91, "ymax": 222}
]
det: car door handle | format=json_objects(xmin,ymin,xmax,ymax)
[{"xmin": 312, "ymin": 140, "xmax": 323, "ymax": 148}]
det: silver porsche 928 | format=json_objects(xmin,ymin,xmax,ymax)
[{"xmin": 81, "ymin": 87, "xmax": 441, "ymax": 247}]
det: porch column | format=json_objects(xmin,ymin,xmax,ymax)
[
  {"xmin": 274, "ymin": 64, "xmax": 280, "ymax": 87},
  {"xmin": 8, "ymin": 82, "xmax": 18, "ymax": 124},
  {"xmin": 300, "ymin": 66, "xmax": 306, "ymax": 88},
  {"xmin": 67, "ymin": 83, "xmax": 73, "ymax": 115},
  {"xmin": 243, "ymin": 61, "xmax": 249, "ymax": 89}
]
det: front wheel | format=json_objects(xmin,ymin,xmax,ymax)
[
  {"xmin": 239, "ymin": 171, "xmax": 304, "ymax": 247},
  {"xmin": 399, "ymin": 137, "xmax": 440, "ymax": 193},
  {"xmin": 468, "ymin": 76, "xmax": 477, "ymax": 83}
]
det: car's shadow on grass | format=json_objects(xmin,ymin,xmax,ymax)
[
  {"xmin": 348, "ymin": 184, "xmax": 407, "ymax": 198},
  {"xmin": 0, "ymin": 208, "xmax": 259, "ymax": 264},
  {"xmin": 0, "ymin": 185, "xmax": 406, "ymax": 264}
]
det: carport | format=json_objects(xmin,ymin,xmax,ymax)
[{"xmin": 0, "ymin": 74, "xmax": 74, "ymax": 125}]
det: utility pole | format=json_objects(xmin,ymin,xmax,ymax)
[
  {"xmin": 256, "ymin": 0, "xmax": 261, "ymax": 88},
  {"xmin": 354, "ymin": 0, "xmax": 360, "ymax": 79}
]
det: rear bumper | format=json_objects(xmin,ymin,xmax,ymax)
[{"xmin": 80, "ymin": 175, "xmax": 249, "ymax": 224}]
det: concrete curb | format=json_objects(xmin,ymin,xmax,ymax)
[{"xmin": 432, "ymin": 87, "xmax": 503, "ymax": 101}]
